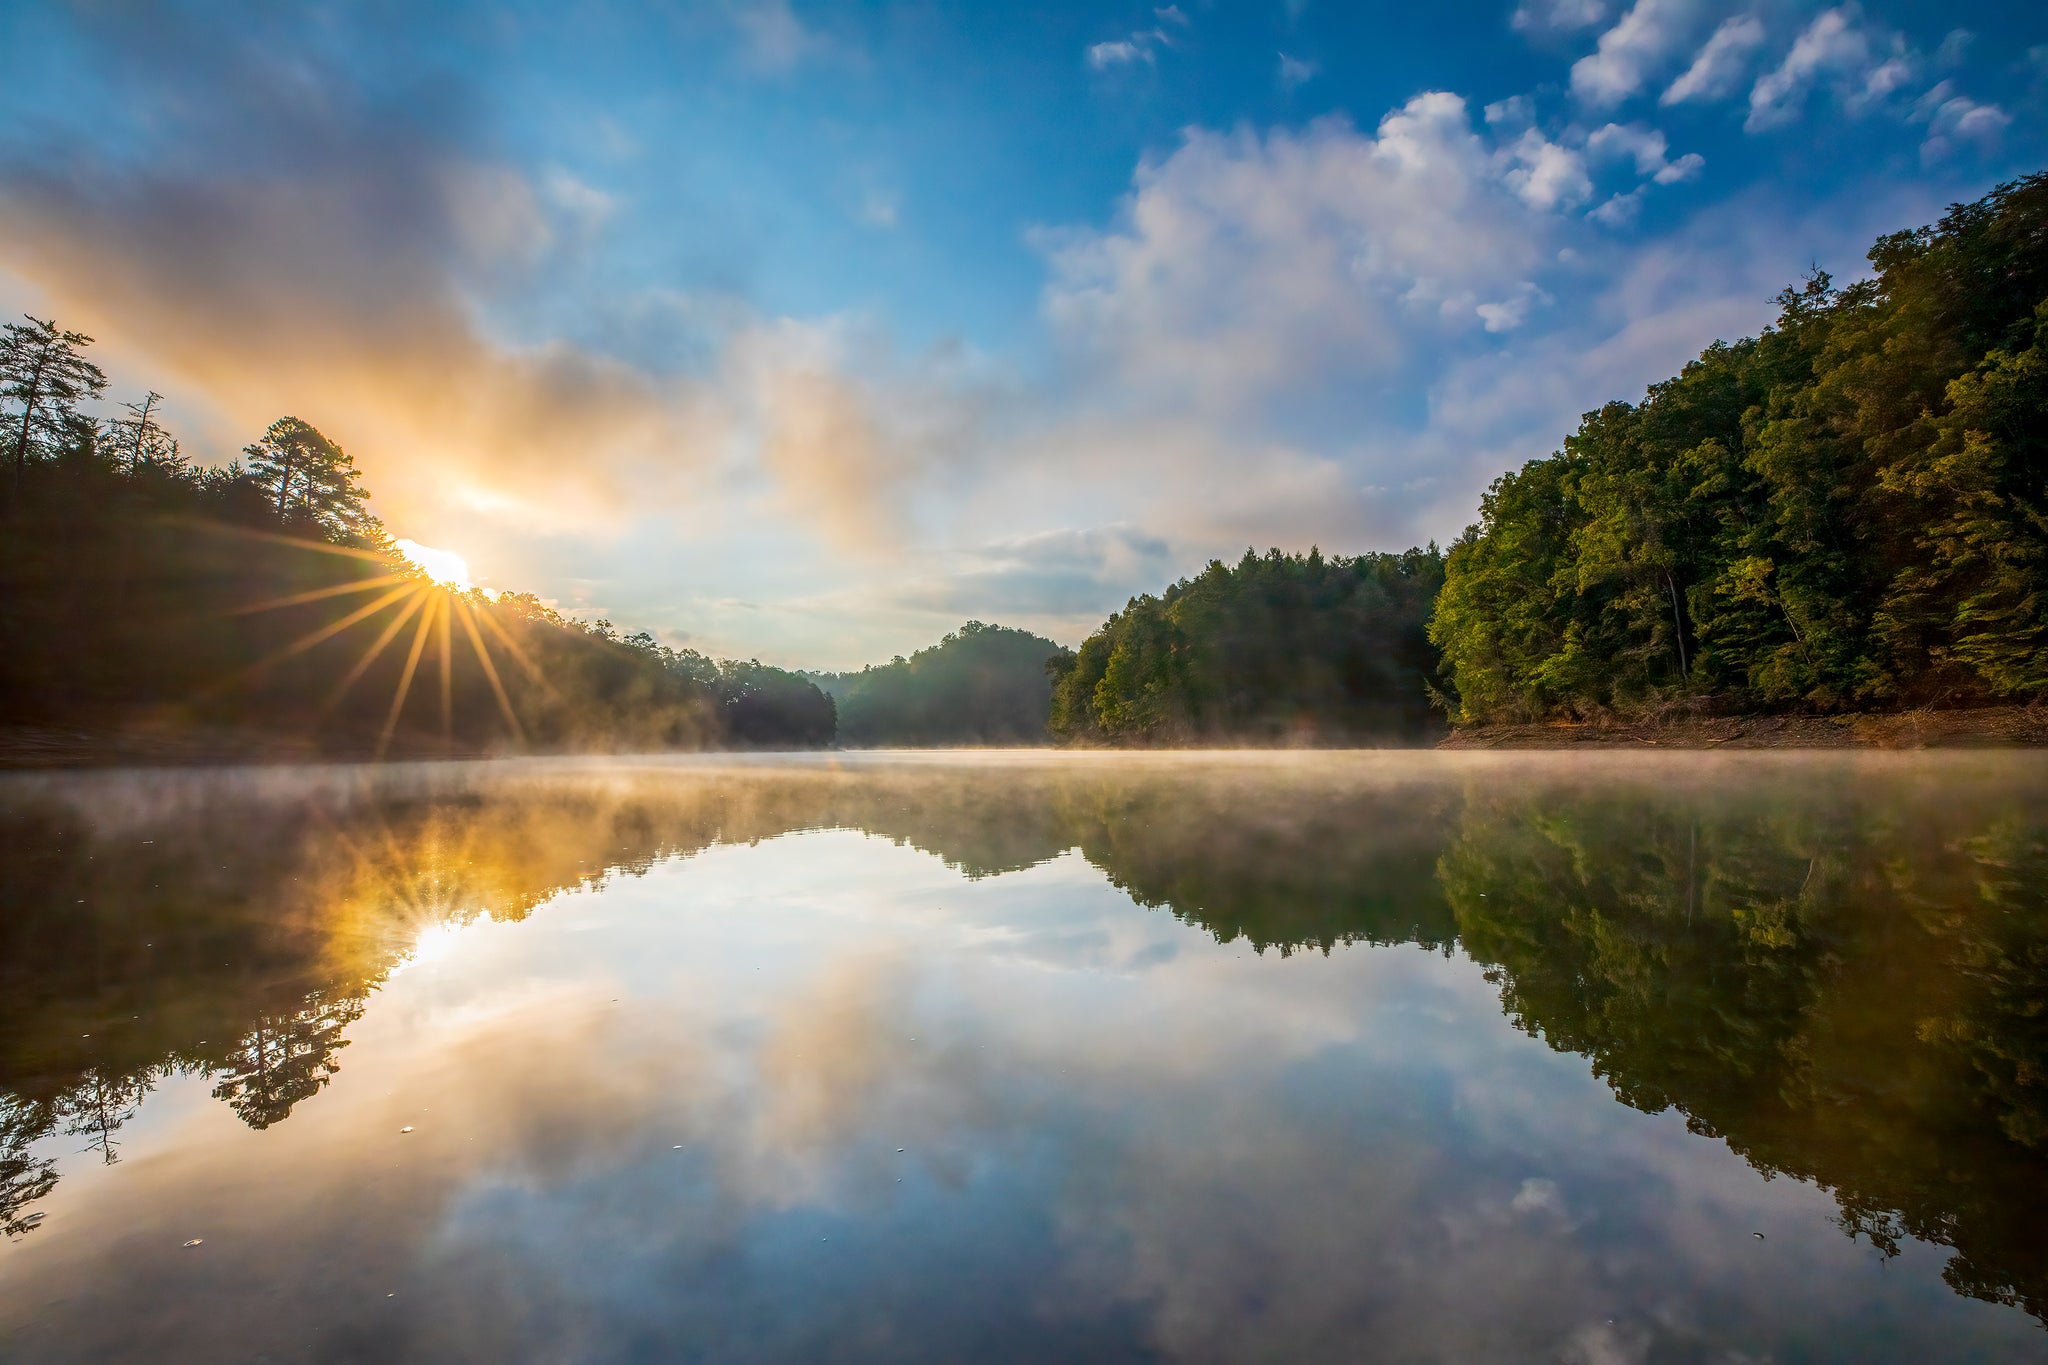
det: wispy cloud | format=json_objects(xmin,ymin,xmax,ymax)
[
  {"xmin": 1087, "ymin": 7, "xmax": 1192, "ymax": 72},
  {"xmin": 1571, "ymin": 0, "xmax": 1700, "ymax": 108},
  {"xmin": 1746, "ymin": 6, "xmax": 1910, "ymax": 131},
  {"xmin": 1278, "ymin": 53, "xmax": 1318, "ymax": 91},
  {"xmin": 726, "ymin": 0, "xmax": 833, "ymax": 72},
  {"xmin": 1586, "ymin": 122, "xmax": 1702, "ymax": 184},
  {"xmin": 1087, "ymin": 39, "xmax": 1153, "ymax": 70},
  {"xmin": 1512, "ymin": 0, "xmax": 1609, "ymax": 36},
  {"xmin": 1661, "ymin": 15, "xmax": 1765, "ymax": 106}
]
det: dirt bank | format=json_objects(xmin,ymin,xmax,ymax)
[{"xmin": 1440, "ymin": 706, "xmax": 2048, "ymax": 750}]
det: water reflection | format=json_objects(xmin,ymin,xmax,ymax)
[{"xmin": 0, "ymin": 754, "xmax": 2044, "ymax": 1356}]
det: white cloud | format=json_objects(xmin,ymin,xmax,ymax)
[
  {"xmin": 1661, "ymin": 14, "xmax": 1765, "ymax": 105},
  {"xmin": 1654, "ymin": 151, "xmax": 1704, "ymax": 185},
  {"xmin": 1483, "ymin": 95, "xmax": 1536, "ymax": 129},
  {"xmin": 1585, "ymin": 122, "xmax": 1667, "ymax": 176},
  {"xmin": 1571, "ymin": 0, "xmax": 1699, "ymax": 108},
  {"xmin": 1512, "ymin": 0, "xmax": 1609, "ymax": 36},
  {"xmin": 1746, "ymin": 6, "xmax": 1896, "ymax": 130},
  {"xmin": 1476, "ymin": 283, "xmax": 1547, "ymax": 333},
  {"xmin": 1502, "ymin": 129, "xmax": 1593, "ymax": 211},
  {"xmin": 1279, "ymin": 53, "xmax": 1317, "ymax": 91},
  {"xmin": 1089, "ymin": 14, "xmax": 1190, "ymax": 71},
  {"xmin": 1087, "ymin": 39, "xmax": 1151, "ymax": 70},
  {"xmin": 1585, "ymin": 122, "xmax": 1702, "ymax": 187},
  {"xmin": 1916, "ymin": 86, "xmax": 2012, "ymax": 163},
  {"xmin": 1039, "ymin": 96, "xmax": 1555, "ymax": 410},
  {"xmin": 1589, "ymin": 186, "xmax": 1646, "ymax": 226}
]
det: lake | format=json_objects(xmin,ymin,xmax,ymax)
[{"xmin": 2, "ymin": 751, "xmax": 2045, "ymax": 1362}]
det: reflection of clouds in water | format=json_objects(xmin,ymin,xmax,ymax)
[
  {"xmin": 397, "ymin": 845, "xmax": 1877, "ymax": 1361},
  {"xmin": 5, "ymin": 756, "xmax": 2045, "ymax": 1362}
]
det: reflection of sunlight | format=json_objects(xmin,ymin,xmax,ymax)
[
  {"xmin": 388, "ymin": 913, "xmax": 493, "ymax": 978},
  {"xmin": 394, "ymin": 539, "xmax": 473, "ymax": 590}
]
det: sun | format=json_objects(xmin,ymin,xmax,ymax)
[{"xmin": 393, "ymin": 538, "xmax": 473, "ymax": 590}]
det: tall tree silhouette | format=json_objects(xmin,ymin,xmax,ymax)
[
  {"xmin": 105, "ymin": 391, "xmax": 180, "ymax": 475},
  {"xmin": 244, "ymin": 416, "xmax": 380, "ymax": 544},
  {"xmin": 0, "ymin": 315, "xmax": 108, "ymax": 494}
]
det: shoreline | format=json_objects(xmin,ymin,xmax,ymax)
[
  {"xmin": 1438, "ymin": 705, "xmax": 2048, "ymax": 750},
  {"xmin": 8, "ymin": 706, "xmax": 2048, "ymax": 769}
]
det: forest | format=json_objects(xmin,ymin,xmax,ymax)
[
  {"xmin": 1048, "ymin": 545, "xmax": 1447, "ymax": 744},
  {"xmin": 5, "ymin": 172, "xmax": 2045, "ymax": 753},
  {"xmin": 812, "ymin": 620, "xmax": 1070, "ymax": 746},
  {"xmin": 0, "ymin": 325, "xmax": 833, "ymax": 755},
  {"xmin": 1430, "ymin": 172, "xmax": 2048, "ymax": 725}
]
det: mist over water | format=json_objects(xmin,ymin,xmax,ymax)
[{"xmin": 2, "ymin": 752, "xmax": 2045, "ymax": 1362}]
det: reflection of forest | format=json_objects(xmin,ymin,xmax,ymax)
[{"xmin": 1, "ymin": 759, "xmax": 2043, "ymax": 1321}]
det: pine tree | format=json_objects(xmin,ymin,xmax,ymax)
[
  {"xmin": 105, "ymin": 391, "xmax": 182, "ymax": 474},
  {"xmin": 242, "ymin": 416, "xmax": 381, "ymax": 543},
  {"xmin": 0, "ymin": 316, "xmax": 108, "ymax": 494}
]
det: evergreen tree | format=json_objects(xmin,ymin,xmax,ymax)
[
  {"xmin": 243, "ymin": 416, "xmax": 380, "ymax": 544},
  {"xmin": 104, "ymin": 391, "xmax": 182, "ymax": 475},
  {"xmin": 0, "ymin": 315, "xmax": 108, "ymax": 493}
]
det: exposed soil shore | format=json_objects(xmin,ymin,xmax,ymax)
[{"xmin": 1439, "ymin": 705, "xmax": 2048, "ymax": 749}]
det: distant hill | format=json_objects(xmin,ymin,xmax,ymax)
[
  {"xmin": 812, "ymin": 621, "xmax": 1071, "ymax": 746},
  {"xmin": 1050, "ymin": 546, "xmax": 1447, "ymax": 745}
]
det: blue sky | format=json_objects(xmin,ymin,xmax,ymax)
[{"xmin": 2, "ymin": 1, "xmax": 2043, "ymax": 666}]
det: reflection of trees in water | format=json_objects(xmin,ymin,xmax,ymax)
[
  {"xmin": 56, "ymin": 1066, "xmax": 153, "ymax": 1164},
  {"xmin": 211, "ymin": 994, "xmax": 364, "ymax": 1130},
  {"xmin": 0, "ymin": 1094, "xmax": 58, "ymax": 1236},
  {"xmin": 1438, "ymin": 777, "xmax": 2048, "ymax": 1321},
  {"xmin": 1058, "ymin": 774, "xmax": 1458, "ymax": 955},
  {"xmin": 1, "ymin": 759, "xmax": 2045, "ymax": 1325}
]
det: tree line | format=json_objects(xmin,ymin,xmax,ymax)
[
  {"xmin": 1048, "ymin": 545, "xmax": 1447, "ymax": 744},
  {"xmin": 812, "ymin": 620, "xmax": 1071, "ymax": 746},
  {"xmin": 6, "ymin": 170, "xmax": 2042, "ymax": 751},
  {"xmin": 0, "ymin": 321, "xmax": 833, "ymax": 754},
  {"xmin": 1044, "ymin": 172, "xmax": 2048, "ymax": 740},
  {"xmin": 1430, "ymin": 172, "xmax": 2048, "ymax": 724}
]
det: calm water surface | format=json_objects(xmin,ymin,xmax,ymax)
[{"xmin": 2, "ymin": 751, "xmax": 2046, "ymax": 1362}]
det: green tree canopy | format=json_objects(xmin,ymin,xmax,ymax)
[
  {"xmin": 1431, "ymin": 173, "xmax": 2048, "ymax": 723},
  {"xmin": 1050, "ymin": 545, "xmax": 1446, "ymax": 744},
  {"xmin": 819, "ymin": 621, "xmax": 1071, "ymax": 746}
]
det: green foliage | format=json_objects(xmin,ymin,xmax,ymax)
[
  {"xmin": 1050, "ymin": 545, "xmax": 1446, "ymax": 744},
  {"xmin": 818, "ymin": 621, "xmax": 1069, "ymax": 746},
  {"xmin": 1432, "ymin": 174, "xmax": 2048, "ymax": 723},
  {"xmin": 0, "ymin": 328, "xmax": 835, "ymax": 754}
]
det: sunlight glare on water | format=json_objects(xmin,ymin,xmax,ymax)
[{"xmin": 1, "ymin": 751, "xmax": 2045, "ymax": 1363}]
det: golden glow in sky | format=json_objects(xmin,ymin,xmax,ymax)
[{"xmin": 394, "ymin": 539, "xmax": 473, "ymax": 590}]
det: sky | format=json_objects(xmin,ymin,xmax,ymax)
[{"xmin": 1, "ymin": 1, "xmax": 2043, "ymax": 669}]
